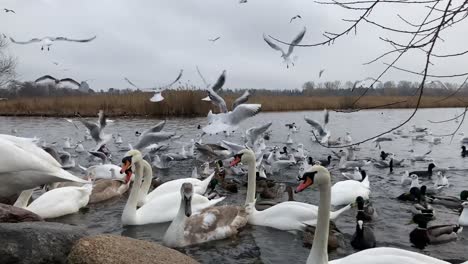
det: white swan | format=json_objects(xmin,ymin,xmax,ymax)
[
  {"xmin": 459, "ymin": 202, "xmax": 468, "ymax": 226},
  {"xmin": 137, "ymin": 171, "xmax": 215, "ymax": 207},
  {"xmin": 0, "ymin": 135, "xmax": 88, "ymax": 198},
  {"xmin": 297, "ymin": 165, "xmax": 462, "ymax": 264},
  {"xmin": 331, "ymin": 170, "xmax": 370, "ymax": 206},
  {"xmin": 232, "ymin": 149, "xmax": 351, "ymax": 231},
  {"xmin": 338, "ymin": 150, "xmax": 370, "ymax": 169},
  {"xmin": 120, "ymin": 150, "xmax": 224, "ymax": 225},
  {"xmin": 15, "ymin": 183, "xmax": 93, "ymax": 219},
  {"xmin": 341, "ymin": 167, "xmax": 361, "ymax": 181},
  {"xmin": 162, "ymin": 182, "xmax": 248, "ymax": 247}
]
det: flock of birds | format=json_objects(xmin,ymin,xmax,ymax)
[
  {"xmin": 2, "ymin": 3, "xmax": 468, "ymax": 264},
  {"xmin": 1, "ymin": 103, "xmax": 468, "ymax": 264}
]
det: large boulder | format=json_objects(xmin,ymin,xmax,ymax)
[
  {"xmin": 0, "ymin": 222, "xmax": 88, "ymax": 264},
  {"xmin": 68, "ymin": 234, "xmax": 200, "ymax": 264},
  {"xmin": 0, "ymin": 203, "xmax": 43, "ymax": 223}
]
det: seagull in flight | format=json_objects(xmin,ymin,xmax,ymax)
[
  {"xmin": 4, "ymin": 8, "xmax": 15, "ymax": 14},
  {"xmin": 124, "ymin": 69, "xmax": 183, "ymax": 102},
  {"xmin": 319, "ymin": 69, "xmax": 325, "ymax": 78},
  {"xmin": 35, "ymin": 75, "xmax": 80, "ymax": 87},
  {"xmin": 9, "ymin": 35, "xmax": 96, "ymax": 51},
  {"xmin": 239, "ymin": 0, "xmax": 248, "ymax": 3},
  {"xmin": 290, "ymin": 15, "xmax": 302, "ymax": 23},
  {"xmin": 208, "ymin": 37, "xmax": 221, "ymax": 42},
  {"xmin": 263, "ymin": 27, "xmax": 306, "ymax": 68}
]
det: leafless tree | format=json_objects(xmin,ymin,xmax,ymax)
[
  {"xmin": 0, "ymin": 37, "xmax": 16, "ymax": 87},
  {"xmin": 270, "ymin": 0, "xmax": 468, "ymax": 147}
]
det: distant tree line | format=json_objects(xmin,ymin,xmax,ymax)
[{"xmin": 0, "ymin": 78, "xmax": 466, "ymax": 99}]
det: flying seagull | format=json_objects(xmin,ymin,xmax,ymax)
[
  {"xmin": 124, "ymin": 69, "xmax": 184, "ymax": 102},
  {"xmin": 263, "ymin": 27, "xmax": 306, "ymax": 68},
  {"xmin": 35, "ymin": 75, "xmax": 80, "ymax": 87},
  {"xmin": 239, "ymin": 0, "xmax": 248, "ymax": 3},
  {"xmin": 4, "ymin": 8, "xmax": 15, "ymax": 14},
  {"xmin": 290, "ymin": 15, "xmax": 302, "ymax": 23},
  {"xmin": 52, "ymin": 62, "xmax": 59, "ymax": 65},
  {"xmin": 232, "ymin": 90, "xmax": 250, "ymax": 110},
  {"xmin": 352, "ymin": 77, "xmax": 382, "ymax": 91},
  {"xmin": 10, "ymin": 35, "xmax": 96, "ymax": 51},
  {"xmin": 208, "ymin": 37, "xmax": 221, "ymax": 42},
  {"xmin": 201, "ymin": 70, "xmax": 227, "ymax": 103},
  {"xmin": 319, "ymin": 69, "xmax": 325, "ymax": 78}
]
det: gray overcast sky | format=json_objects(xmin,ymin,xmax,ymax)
[{"xmin": 1, "ymin": 0, "xmax": 467, "ymax": 91}]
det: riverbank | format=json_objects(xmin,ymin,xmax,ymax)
[{"xmin": 0, "ymin": 90, "xmax": 465, "ymax": 117}]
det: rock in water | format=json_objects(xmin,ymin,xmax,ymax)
[
  {"xmin": 0, "ymin": 222, "xmax": 88, "ymax": 264},
  {"xmin": 0, "ymin": 203, "xmax": 43, "ymax": 223},
  {"xmin": 68, "ymin": 234, "xmax": 200, "ymax": 264}
]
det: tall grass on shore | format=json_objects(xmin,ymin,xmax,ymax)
[{"xmin": 0, "ymin": 90, "xmax": 466, "ymax": 117}]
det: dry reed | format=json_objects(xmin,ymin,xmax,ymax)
[{"xmin": 0, "ymin": 90, "xmax": 466, "ymax": 117}]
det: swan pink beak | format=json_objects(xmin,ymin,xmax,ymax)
[
  {"xmin": 230, "ymin": 156, "xmax": 241, "ymax": 167},
  {"xmin": 296, "ymin": 177, "xmax": 313, "ymax": 193}
]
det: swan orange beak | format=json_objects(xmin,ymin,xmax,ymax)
[
  {"xmin": 124, "ymin": 169, "xmax": 132, "ymax": 184},
  {"xmin": 296, "ymin": 177, "xmax": 313, "ymax": 193},
  {"xmin": 121, "ymin": 157, "xmax": 132, "ymax": 174},
  {"xmin": 230, "ymin": 155, "xmax": 241, "ymax": 167}
]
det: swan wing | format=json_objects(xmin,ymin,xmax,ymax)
[{"xmin": 329, "ymin": 247, "xmax": 451, "ymax": 264}]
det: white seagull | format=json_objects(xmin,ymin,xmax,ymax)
[
  {"xmin": 263, "ymin": 27, "xmax": 306, "ymax": 68},
  {"xmin": 10, "ymin": 35, "xmax": 96, "ymax": 51}
]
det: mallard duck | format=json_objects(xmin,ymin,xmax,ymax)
[
  {"xmin": 428, "ymin": 190, "xmax": 468, "ymax": 210},
  {"xmin": 410, "ymin": 214, "xmax": 460, "ymax": 249},
  {"xmin": 356, "ymin": 196, "xmax": 376, "ymax": 222},
  {"xmin": 409, "ymin": 163, "xmax": 436, "ymax": 177},
  {"xmin": 351, "ymin": 218, "xmax": 376, "ymax": 250},
  {"xmin": 397, "ymin": 187, "xmax": 420, "ymax": 202},
  {"xmin": 302, "ymin": 221, "xmax": 344, "ymax": 252}
]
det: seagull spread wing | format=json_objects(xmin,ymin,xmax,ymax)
[
  {"xmin": 246, "ymin": 122, "xmax": 272, "ymax": 145},
  {"xmin": 141, "ymin": 120, "xmax": 167, "ymax": 136},
  {"xmin": 10, "ymin": 37, "xmax": 43, "ymax": 44},
  {"xmin": 35, "ymin": 75, "xmax": 58, "ymax": 83},
  {"xmin": 263, "ymin": 34, "xmax": 285, "ymax": 56},
  {"xmin": 286, "ymin": 27, "xmax": 306, "ymax": 57},
  {"xmin": 232, "ymin": 90, "xmax": 250, "ymax": 110},
  {"xmin": 228, "ymin": 104, "xmax": 261, "ymax": 125},
  {"xmin": 59, "ymin": 78, "xmax": 80, "ymax": 87},
  {"xmin": 304, "ymin": 117, "xmax": 326, "ymax": 136},
  {"xmin": 196, "ymin": 66, "xmax": 210, "ymax": 88},
  {"xmin": 211, "ymin": 70, "xmax": 226, "ymax": 92},
  {"xmin": 134, "ymin": 132, "xmax": 175, "ymax": 150},
  {"xmin": 53, "ymin": 36, "xmax": 97, "ymax": 42},
  {"xmin": 208, "ymin": 90, "xmax": 228, "ymax": 113},
  {"xmin": 124, "ymin": 77, "xmax": 140, "ymax": 89},
  {"xmin": 98, "ymin": 110, "xmax": 107, "ymax": 130}
]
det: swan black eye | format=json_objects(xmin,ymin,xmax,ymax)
[
  {"xmin": 298, "ymin": 171, "xmax": 317, "ymax": 182},
  {"xmin": 122, "ymin": 156, "xmax": 132, "ymax": 164}
]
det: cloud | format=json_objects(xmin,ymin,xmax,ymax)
[{"xmin": 2, "ymin": 0, "xmax": 467, "ymax": 91}]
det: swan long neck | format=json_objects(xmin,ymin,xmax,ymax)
[
  {"xmin": 307, "ymin": 181, "xmax": 331, "ymax": 264},
  {"xmin": 122, "ymin": 160, "xmax": 144, "ymax": 223},
  {"xmin": 245, "ymin": 157, "xmax": 257, "ymax": 206},
  {"xmin": 164, "ymin": 193, "xmax": 187, "ymax": 246},
  {"xmin": 13, "ymin": 189, "xmax": 34, "ymax": 208},
  {"xmin": 137, "ymin": 160, "xmax": 154, "ymax": 204}
]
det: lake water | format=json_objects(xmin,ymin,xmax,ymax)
[{"xmin": 1, "ymin": 108, "xmax": 468, "ymax": 263}]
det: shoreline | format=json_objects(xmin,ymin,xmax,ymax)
[{"xmin": 0, "ymin": 91, "xmax": 465, "ymax": 118}]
